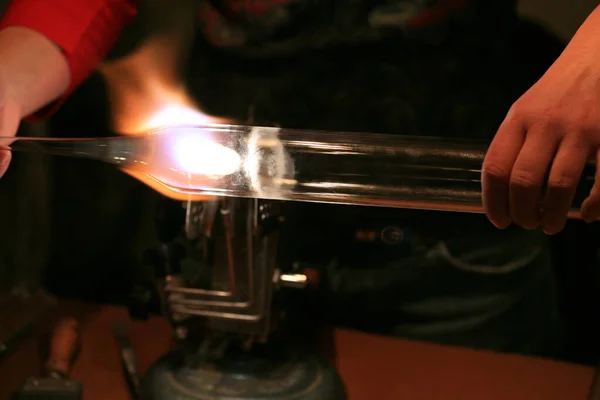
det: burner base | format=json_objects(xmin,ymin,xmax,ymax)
[{"xmin": 141, "ymin": 341, "xmax": 346, "ymax": 400}]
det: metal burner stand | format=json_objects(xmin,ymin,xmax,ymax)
[{"xmin": 130, "ymin": 197, "xmax": 345, "ymax": 400}]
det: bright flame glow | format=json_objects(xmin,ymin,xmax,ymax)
[
  {"xmin": 146, "ymin": 105, "xmax": 215, "ymax": 128},
  {"xmin": 99, "ymin": 36, "xmax": 234, "ymax": 200},
  {"xmin": 171, "ymin": 132, "xmax": 241, "ymax": 176}
]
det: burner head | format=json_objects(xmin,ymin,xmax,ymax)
[{"xmin": 140, "ymin": 341, "xmax": 345, "ymax": 400}]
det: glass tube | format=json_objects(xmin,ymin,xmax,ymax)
[{"xmin": 2, "ymin": 124, "xmax": 594, "ymax": 216}]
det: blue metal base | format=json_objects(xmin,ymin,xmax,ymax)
[{"xmin": 141, "ymin": 341, "xmax": 346, "ymax": 400}]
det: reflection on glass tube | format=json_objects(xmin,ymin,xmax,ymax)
[{"xmin": 0, "ymin": 124, "xmax": 594, "ymax": 216}]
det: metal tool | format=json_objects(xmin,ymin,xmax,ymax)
[
  {"xmin": 18, "ymin": 318, "xmax": 82, "ymax": 400},
  {"xmin": 113, "ymin": 320, "xmax": 142, "ymax": 400},
  {"xmin": 0, "ymin": 124, "xmax": 594, "ymax": 217},
  {"xmin": 136, "ymin": 196, "xmax": 344, "ymax": 400}
]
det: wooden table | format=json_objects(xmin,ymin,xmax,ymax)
[{"xmin": 0, "ymin": 305, "xmax": 595, "ymax": 400}]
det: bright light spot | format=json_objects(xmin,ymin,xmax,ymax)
[
  {"xmin": 146, "ymin": 104, "xmax": 241, "ymax": 177},
  {"xmin": 146, "ymin": 105, "xmax": 214, "ymax": 129},
  {"xmin": 171, "ymin": 133, "xmax": 241, "ymax": 176}
]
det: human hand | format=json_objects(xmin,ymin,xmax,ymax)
[
  {"xmin": 0, "ymin": 72, "xmax": 24, "ymax": 179},
  {"xmin": 482, "ymin": 8, "xmax": 600, "ymax": 234},
  {"xmin": 0, "ymin": 26, "xmax": 71, "ymax": 179}
]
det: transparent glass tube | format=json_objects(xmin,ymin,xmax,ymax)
[{"xmin": 1, "ymin": 124, "xmax": 594, "ymax": 216}]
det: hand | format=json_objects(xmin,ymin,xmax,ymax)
[
  {"xmin": 0, "ymin": 72, "xmax": 23, "ymax": 179},
  {"xmin": 0, "ymin": 26, "xmax": 71, "ymax": 179},
  {"xmin": 482, "ymin": 7, "xmax": 600, "ymax": 234}
]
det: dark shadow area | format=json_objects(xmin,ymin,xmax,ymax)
[{"xmin": 45, "ymin": 74, "xmax": 161, "ymax": 305}]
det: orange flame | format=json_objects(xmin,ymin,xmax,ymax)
[{"xmin": 99, "ymin": 37, "xmax": 228, "ymax": 201}]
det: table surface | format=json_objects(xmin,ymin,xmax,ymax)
[{"xmin": 0, "ymin": 305, "xmax": 596, "ymax": 400}]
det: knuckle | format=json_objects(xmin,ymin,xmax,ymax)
[
  {"xmin": 547, "ymin": 176, "xmax": 578, "ymax": 191},
  {"xmin": 531, "ymin": 114, "xmax": 570, "ymax": 137},
  {"xmin": 519, "ymin": 105, "xmax": 567, "ymax": 131},
  {"xmin": 536, "ymin": 110, "xmax": 597, "ymax": 138},
  {"xmin": 579, "ymin": 122, "xmax": 600, "ymax": 138},
  {"xmin": 572, "ymin": 99, "xmax": 599, "ymax": 125},
  {"xmin": 572, "ymin": 114, "xmax": 600, "ymax": 137},
  {"xmin": 542, "ymin": 115, "xmax": 569, "ymax": 132},
  {"xmin": 559, "ymin": 116, "xmax": 590, "ymax": 134},
  {"xmin": 510, "ymin": 170, "xmax": 540, "ymax": 190},
  {"xmin": 506, "ymin": 102, "xmax": 529, "ymax": 122},
  {"xmin": 590, "ymin": 185, "xmax": 600, "ymax": 196},
  {"xmin": 482, "ymin": 160, "xmax": 510, "ymax": 182}
]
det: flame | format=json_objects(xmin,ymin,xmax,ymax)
[
  {"xmin": 99, "ymin": 37, "xmax": 232, "ymax": 201},
  {"xmin": 169, "ymin": 130, "xmax": 241, "ymax": 176}
]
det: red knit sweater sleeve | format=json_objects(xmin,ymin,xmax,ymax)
[{"xmin": 0, "ymin": 0, "xmax": 138, "ymax": 120}]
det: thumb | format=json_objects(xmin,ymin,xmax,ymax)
[
  {"xmin": 0, "ymin": 98, "xmax": 24, "ymax": 179},
  {"xmin": 0, "ymin": 150, "xmax": 11, "ymax": 178}
]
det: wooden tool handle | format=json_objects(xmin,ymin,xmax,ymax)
[{"xmin": 45, "ymin": 318, "xmax": 80, "ymax": 378}]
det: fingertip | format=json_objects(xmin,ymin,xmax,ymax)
[
  {"xmin": 481, "ymin": 137, "xmax": 522, "ymax": 235},
  {"xmin": 540, "ymin": 201, "xmax": 570, "ymax": 236},
  {"xmin": 581, "ymin": 212, "xmax": 599, "ymax": 224},
  {"xmin": 541, "ymin": 221, "xmax": 565, "ymax": 235},
  {"xmin": 0, "ymin": 150, "xmax": 11, "ymax": 178},
  {"xmin": 581, "ymin": 199, "xmax": 600, "ymax": 223},
  {"xmin": 581, "ymin": 205, "xmax": 600, "ymax": 224},
  {"xmin": 483, "ymin": 204, "xmax": 512, "ymax": 230},
  {"xmin": 481, "ymin": 174, "xmax": 512, "ymax": 232},
  {"xmin": 487, "ymin": 215, "xmax": 512, "ymax": 230}
]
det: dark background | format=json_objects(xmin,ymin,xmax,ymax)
[{"xmin": 0, "ymin": 0, "xmax": 599, "ymax": 366}]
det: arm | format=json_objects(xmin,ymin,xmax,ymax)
[{"xmin": 0, "ymin": 0, "xmax": 138, "ymax": 120}]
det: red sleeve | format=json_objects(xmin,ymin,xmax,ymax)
[{"xmin": 0, "ymin": 0, "xmax": 138, "ymax": 120}]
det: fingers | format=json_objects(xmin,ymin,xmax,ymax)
[
  {"xmin": 483, "ymin": 109, "xmax": 587, "ymax": 232},
  {"xmin": 0, "ymin": 102, "xmax": 13, "ymax": 179},
  {"xmin": 581, "ymin": 148, "xmax": 600, "ymax": 222},
  {"xmin": 0, "ymin": 150, "xmax": 10, "ymax": 178},
  {"xmin": 0, "ymin": 100, "xmax": 23, "ymax": 179},
  {"xmin": 509, "ymin": 126, "xmax": 561, "ymax": 229},
  {"xmin": 541, "ymin": 136, "xmax": 588, "ymax": 234},
  {"xmin": 482, "ymin": 112, "xmax": 526, "ymax": 228}
]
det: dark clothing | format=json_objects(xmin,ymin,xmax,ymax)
[
  {"xmin": 186, "ymin": 1, "xmax": 565, "ymax": 356},
  {"xmin": 195, "ymin": 0, "xmax": 518, "ymax": 57}
]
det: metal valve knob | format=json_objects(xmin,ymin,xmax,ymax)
[{"xmin": 274, "ymin": 268, "xmax": 320, "ymax": 290}]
